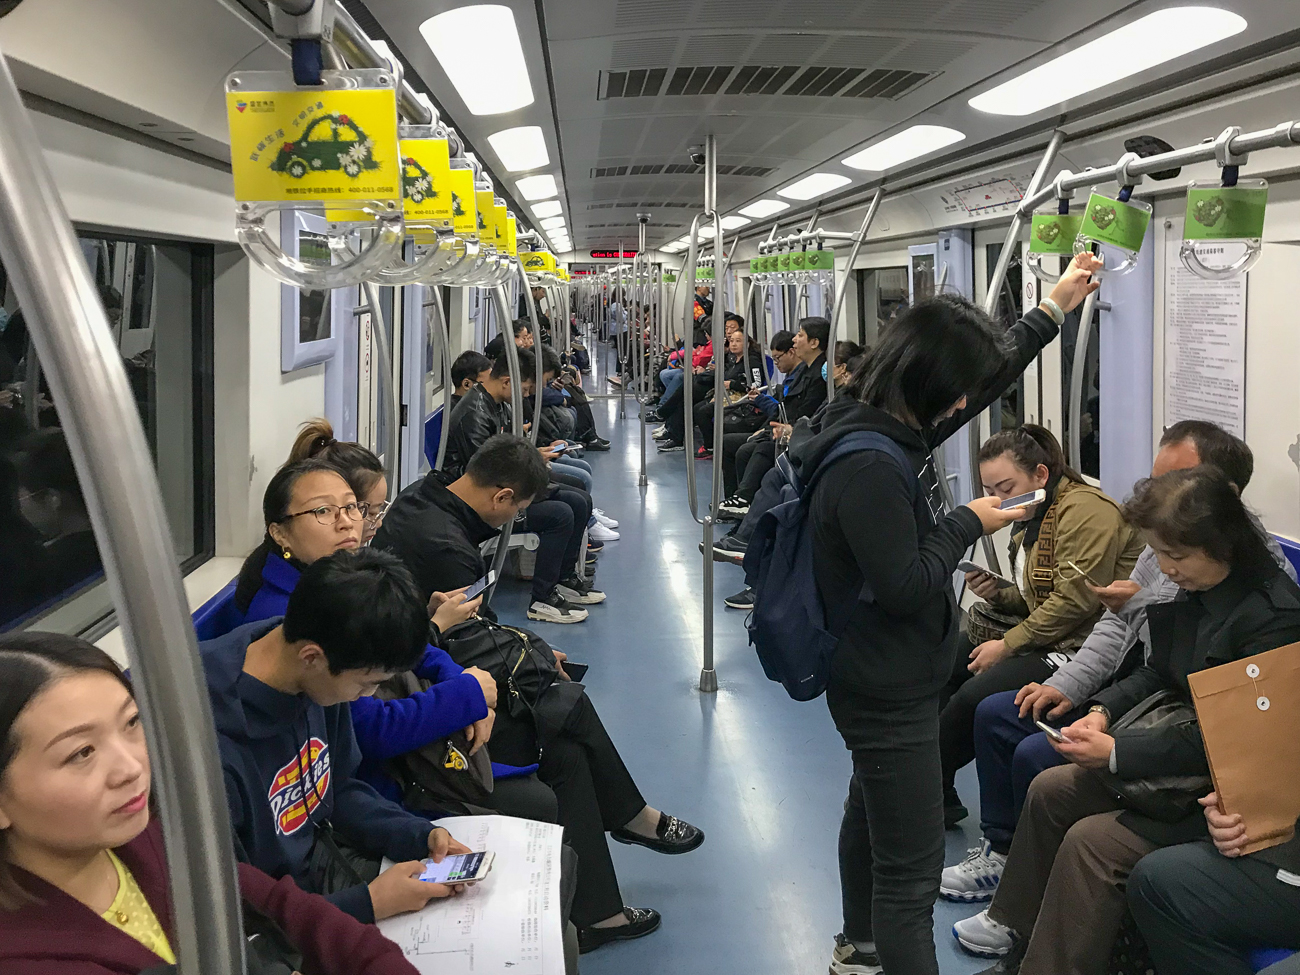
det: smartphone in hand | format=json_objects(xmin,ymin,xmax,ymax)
[{"xmin": 1035, "ymin": 720, "xmax": 1071, "ymax": 744}]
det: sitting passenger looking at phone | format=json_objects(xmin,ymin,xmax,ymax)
[
  {"xmin": 450, "ymin": 351, "xmax": 492, "ymax": 409},
  {"xmin": 375, "ymin": 433, "xmax": 704, "ymax": 952},
  {"xmin": 941, "ymin": 424, "xmax": 1144, "ymax": 828},
  {"xmin": 942, "ymin": 422, "xmax": 1296, "ymax": 914},
  {"xmin": 0, "ymin": 632, "xmax": 422, "ymax": 975},
  {"xmin": 443, "ymin": 349, "xmax": 601, "ymax": 623},
  {"xmin": 206, "ymin": 549, "xmax": 487, "ymax": 926},
  {"xmin": 951, "ymin": 467, "xmax": 1300, "ymax": 975}
]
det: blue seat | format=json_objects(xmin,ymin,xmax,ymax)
[
  {"xmin": 491, "ymin": 762, "xmax": 540, "ymax": 780},
  {"xmin": 424, "ymin": 406, "xmax": 445, "ymax": 469},
  {"xmin": 192, "ymin": 580, "xmax": 242, "ymax": 641},
  {"xmin": 1252, "ymin": 948, "xmax": 1297, "ymax": 973}
]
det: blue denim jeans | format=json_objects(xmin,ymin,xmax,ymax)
[
  {"xmin": 657, "ymin": 368, "xmax": 685, "ymax": 405},
  {"xmin": 550, "ymin": 458, "xmax": 592, "ymax": 492},
  {"xmin": 973, "ymin": 690, "xmax": 1068, "ymax": 854}
]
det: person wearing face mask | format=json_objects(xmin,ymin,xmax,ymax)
[
  {"xmin": 795, "ymin": 254, "xmax": 1102, "ymax": 975},
  {"xmin": 960, "ymin": 466, "xmax": 1300, "ymax": 975},
  {"xmin": 0, "ymin": 631, "xmax": 421, "ymax": 975},
  {"xmin": 939, "ymin": 424, "xmax": 1144, "ymax": 829}
]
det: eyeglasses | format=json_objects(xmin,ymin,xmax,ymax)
[
  {"xmin": 363, "ymin": 500, "xmax": 390, "ymax": 527},
  {"xmin": 285, "ymin": 501, "xmax": 368, "ymax": 526}
]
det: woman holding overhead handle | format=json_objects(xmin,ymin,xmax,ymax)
[{"xmin": 793, "ymin": 253, "xmax": 1102, "ymax": 975}]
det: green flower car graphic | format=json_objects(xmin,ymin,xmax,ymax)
[
  {"xmin": 452, "ymin": 192, "xmax": 466, "ymax": 217},
  {"xmin": 270, "ymin": 113, "xmax": 379, "ymax": 179},
  {"xmin": 1193, "ymin": 195, "xmax": 1227, "ymax": 227},
  {"xmin": 1090, "ymin": 203, "xmax": 1118, "ymax": 231},
  {"xmin": 402, "ymin": 157, "xmax": 435, "ymax": 204},
  {"xmin": 1036, "ymin": 221, "xmax": 1062, "ymax": 244}
]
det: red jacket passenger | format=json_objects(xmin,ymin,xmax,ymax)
[{"xmin": 0, "ymin": 818, "xmax": 418, "ymax": 975}]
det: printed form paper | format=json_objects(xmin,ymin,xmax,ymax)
[{"xmin": 377, "ymin": 815, "xmax": 565, "ymax": 975}]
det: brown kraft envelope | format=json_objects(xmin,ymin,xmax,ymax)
[{"xmin": 1188, "ymin": 640, "xmax": 1300, "ymax": 855}]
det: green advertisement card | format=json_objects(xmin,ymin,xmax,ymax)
[
  {"xmin": 1183, "ymin": 182, "xmax": 1268, "ymax": 240},
  {"xmin": 805, "ymin": 249, "xmax": 835, "ymax": 270},
  {"xmin": 1079, "ymin": 192, "xmax": 1151, "ymax": 253},
  {"xmin": 1030, "ymin": 213, "xmax": 1083, "ymax": 255}
]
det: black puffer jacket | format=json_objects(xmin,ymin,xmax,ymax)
[
  {"xmin": 444, "ymin": 384, "xmax": 507, "ymax": 478},
  {"xmin": 793, "ymin": 308, "xmax": 1059, "ymax": 702}
]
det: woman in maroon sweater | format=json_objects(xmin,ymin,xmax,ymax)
[{"xmin": 0, "ymin": 631, "xmax": 418, "ymax": 975}]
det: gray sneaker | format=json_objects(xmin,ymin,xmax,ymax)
[
  {"xmin": 527, "ymin": 588, "xmax": 589, "ymax": 624},
  {"xmin": 830, "ymin": 934, "xmax": 883, "ymax": 974}
]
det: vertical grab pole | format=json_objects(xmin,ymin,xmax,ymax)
[
  {"xmin": 971, "ymin": 128, "xmax": 1065, "ymax": 572},
  {"xmin": 699, "ymin": 133, "xmax": 725, "ymax": 694},
  {"xmin": 825, "ymin": 188, "xmax": 883, "ymax": 403},
  {"xmin": 427, "ymin": 285, "xmax": 454, "ymax": 472},
  {"xmin": 617, "ymin": 253, "xmax": 627, "ymax": 417},
  {"xmin": 1067, "ymin": 289, "xmax": 1099, "ymax": 473},
  {"xmin": 516, "ymin": 258, "xmax": 545, "ymax": 445},
  {"xmin": 681, "ymin": 211, "xmax": 706, "ymax": 524},
  {"xmin": 637, "ymin": 214, "xmax": 650, "ymax": 486},
  {"xmin": 0, "ymin": 48, "xmax": 243, "ymax": 975},
  {"xmin": 363, "ymin": 279, "xmax": 400, "ymax": 498},
  {"xmin": 486, "ymin": 284, "xmax": 526, "ymax": 602}
]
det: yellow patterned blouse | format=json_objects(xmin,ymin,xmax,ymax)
[{"xmin": 102, "ymin": 850, "xmax": 176, "ymax": 964}]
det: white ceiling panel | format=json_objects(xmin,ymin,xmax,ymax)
[{"xmin": 610, "ymin": 36, "xmax": 680, "ymax": 68}]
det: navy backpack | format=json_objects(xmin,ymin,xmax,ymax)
[{"xmin": 743, "ymin": 431, "xmax": 916, "ymax": 701}]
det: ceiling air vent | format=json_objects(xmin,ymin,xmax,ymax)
[
  {"xmin": 591, "ymin": 164, "xmax": 773, "ymax": 179},
  {"xmin": 598, "ymin": 68, "xmax": 669, "ymax": 99},
  {"xmin": 664, "ymin": 65, "xmax": 734, "ymax": 96},
  {"xmin": 587, "ymin": 201, "xmax": 703, "ymax": 210},
  {"xmin": 841, "ymin": 69, "xmax": 934, "ymax": 99},
  {"xmin": 784, "ymin": 66, "xmax": 864, "ymax": 97}
]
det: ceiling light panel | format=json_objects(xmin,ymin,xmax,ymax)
[
  {"xmin": 421, "ymin": 5, "xmax": 535, "ymax": 116},
  {"xmin": 515, "ymin": 174, "xmax": 558, "ymax": 200},
  {"xmin": 531, "ymin": 200, "xmax": 563, "ymax": 218},
  {"xmin": 540, "ymin": 216, "xmax": 566, "ymax": 229},
  {"xmin": 778, "ymin": 172, "xmax": 852, "ymax": 200},
  {"xmin": 969, "ymin": 6, "xmax": 1247, "ymax": 116},
  {"xmin": 842, "ymin": 124, "xmax": 966, "ymax": 171},
  {"xmin": 739, "ymin": 199, "xmax": 790, "ymax": 219},
  {"xmin": 487, "ymin": 126, "xmax": 550, "ymax": 172},
  {"xmin": 721, "ymin": 215, "xmax": 752, "ymax": 230}
]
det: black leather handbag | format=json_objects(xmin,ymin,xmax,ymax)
[{"xmin": 1092, "ymin": 690, "xmax": 1213, "ymax": 823}]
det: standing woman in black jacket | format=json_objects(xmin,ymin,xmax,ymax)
[{"xmin": 799, "ymin": 253, "xmax": 1103, "ymax": 975}]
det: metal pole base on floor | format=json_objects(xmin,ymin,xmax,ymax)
[{"xmin": 638, "ymin": 473, "xmax": 648, "ymax": 487}]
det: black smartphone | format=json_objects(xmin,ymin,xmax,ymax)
[{"xmin": 563, "ymin": 661, "xmax": 589, "ymax": 681}]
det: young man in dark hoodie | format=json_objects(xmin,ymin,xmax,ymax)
[{"xmin": 200, "ymin": 547, "xmax": 474, "ymax": 924}]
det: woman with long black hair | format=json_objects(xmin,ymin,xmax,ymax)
[{"xmin": 793, "ymin": 253, "xmax": 1103, "ymax": 975}]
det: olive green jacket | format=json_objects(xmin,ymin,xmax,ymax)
[{"xmin": 989, "ymin": 477, "xmax": 1145, "ymax": 653}]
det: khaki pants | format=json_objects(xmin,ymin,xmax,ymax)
[{"xmin": 987, "ymin": 764, "xmax": 1158, "ymax": 975}]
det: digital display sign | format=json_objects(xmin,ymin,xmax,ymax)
[{"xmin": 590, "ymin": 248, "xmax": 637, "ymax": 259}]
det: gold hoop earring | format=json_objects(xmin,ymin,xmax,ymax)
[{"xmin": 283, "ymin": 548, "xmax": 292, "ymax": 560}]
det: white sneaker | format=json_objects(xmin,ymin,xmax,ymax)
[
  {"xmin": 527, "ymin": 589, "xmax": 589, "ymax": 624},
  {"xmin": 589, "ymin": 522, "xmax": 620, "ymax": 542},
  {"xmin": 652, "ymin": 425, "xmax": 668, "ymax": 440},
  {"xmin": 829, "ymin": 933, "xmax": 883, "ymax": 974},
  {"xmin": 592, "ymin": 508, "xmax": 619, "ymax": 529},
  {"xmin": 941, "ymin": 839, "xmax": 1007, "ymax": 902},
  {"xmin": 952, "ymin": 909, "xmax": 1015, "ymax": 958}
]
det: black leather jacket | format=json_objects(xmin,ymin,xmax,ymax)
[{"xmin": 444, "ymin": 384, "xmax": 507, "ymax": 478}]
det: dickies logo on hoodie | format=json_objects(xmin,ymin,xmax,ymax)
[{"xmin": 267, "ymin": 737, "xmax": 330, "ymax": 836}]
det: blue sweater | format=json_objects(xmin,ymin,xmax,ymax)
[
  {"xmin": 199, "ymin": 620, "xmax": 435, "ymax": 923},
  {"xmin": 241, "ymin": 554, "xmax": 489, "ymax": 804}
]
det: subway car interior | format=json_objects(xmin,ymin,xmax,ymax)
[{"xmin": 3, "ymin": 0, "xmax": 1300, "ymax": 974}]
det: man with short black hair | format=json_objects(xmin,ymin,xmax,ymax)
[
  {"xmin": 485, "ymin": 318, "xmax": 533, "ymax": 360},
  {"xmin": 200, "ymin": 549, "xmax": 475, "ymax": 924},
  {"xmin": 450, "ymin": 350, "xmax": 492, "ymax": 405}
]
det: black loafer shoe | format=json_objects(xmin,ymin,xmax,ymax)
[
  {"xmin": 610, "ymin": 813, "xmax": 704, "ymax": 854},
  {"xmin": 583, "ymin": 438, "xmax": 611, "ymax": 451},
  {"xmin": 578, "ymin": 907, "xmax": 662, "ymax": 954}
]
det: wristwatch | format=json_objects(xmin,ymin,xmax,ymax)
[{"xmin": 1088, "ymin": 704, "xmax": 1111, "ymax": 725}]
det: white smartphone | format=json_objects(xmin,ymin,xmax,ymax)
[
  {"xmin": 957, "ymin": 560, "xmax": 1016, "ymax": 589},
  {"xmin": 1035, "ymin": 720, "xmax": 1071, "ymax": 744},
  {"xmin": 1064, "ymin": 559, "xmax": 1104, "ymax": 587},
  {"xmin": 1000, "ymin": 488, "xmax": 1047, "ymax": 510},
  {"xmin": 419, "ymin": 851, "xmax": 495, "ymax": 885},
  {"xmin": 463, "ymin": 570, "xmax": 497, "ymax": 601}
]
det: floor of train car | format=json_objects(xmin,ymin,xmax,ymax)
[{"xmin": 489, "ymin": 355, "xmax": 989, "ymax": 975}]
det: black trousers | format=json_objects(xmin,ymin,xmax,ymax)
[
  {"xmin": 938, "ymin": 636, "xmax": 1057, "ymax": 796},
  {"xmin": 522, "ymin": 482, "xmax": 590, "ymax": 600},
  {"xmin": 828, "ymin": 684, "xmax": 945, "ymax": 975},
  {"xmin": 722, "ymin": 433, "xmax": 777, "ymax": 500},
  {"xmin": 455, "ymin": 772, "xmax": 560, "ymax": 824},
  {"xmin": 490, "ymin": 692, "xmax": 647, "ymax": 927},
  {"xmin": 1129, "ymin": 841, "xmax": 1300, "ymax": 975}
]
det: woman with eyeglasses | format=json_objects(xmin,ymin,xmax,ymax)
[{"xmin": 287, "ymin": 419, "xmax": 390, "ymax": 545}]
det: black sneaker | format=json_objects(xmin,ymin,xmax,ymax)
[
  {"xmin": 583, "ymin": 437, "xmax": 611, "ymax": 451},
  {"xmin": 527, "ymin": 588, "xmax": 589, "ymax": 624},
  {"xmin": 643, "ymin": 410, "xmax": 662, "ymax": 422},
  {"xmin": 610, "ymin": 813, "xmax": 704, "ymax": 854},
  {"xmin": 724, "ymin": 587, "xmax": 755, "ymax": 610},
  {"xmin": 718, "ymin": 495, "xmax": 750, "ymax": 516},
  {"xmin": 587, "ymin": 539, "xmax": 604, "ymax": 553},
  {"xmin": 577, "ymin": 907, "xmax": 661, "ymax": 954},
  {"xmin": 713, "ymin": 534, "xmax": 748, "ymax": 564},
  {"xmin": 657, "ymin": 440, "xmax": 685, "ymax": 452},
  {"xmin": 830, "ymin": 933, "xmax": 883, "ymax": 974},
  {"xmin": 557, "ymin": 573, "xmax": 607, "ymax": 604}
]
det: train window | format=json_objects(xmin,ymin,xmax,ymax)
[
  {"xmin": 852, "ymin": 266, "xmax": 908, "ymax": 346},
  {"xmin": 911, "ymin": 252, "xmax": 936, "ymax": 302},
  {"xmin": 0, "ymin": 234, "xmax": 215, "ymax": 636},
  {"xmin": 297, "ymin": 230, "xmax": 333, "ymax": 345},
  {"xmin": 986, "ymin": 242, "xmax": 1025, "ymax": 433}
]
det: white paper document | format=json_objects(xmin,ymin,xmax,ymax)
[{"xmin": 377, "ymin": 815, "xmax": 565, "ymax": 975}]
